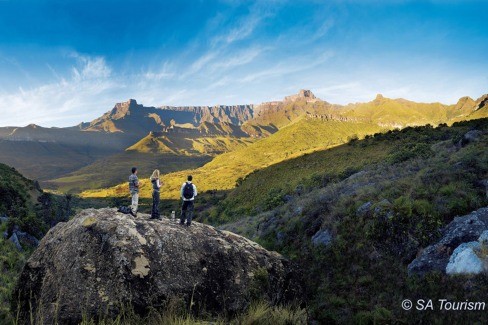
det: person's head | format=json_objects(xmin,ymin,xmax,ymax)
[
  {"xmin": 131, "ymin": 167, "xmax": 137, "ymax": 174},
  {"xmin": 151, "ymin": 169, "xmax": 160, "ymax": 180},
  {"xmin": 187, "ymin": 175, "xmax": 193, "ymax": 182}
]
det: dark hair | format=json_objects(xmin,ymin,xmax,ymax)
[
  {"xmin": 132, "ymin": 167, "xmax": 137, "ymax": 174},
  {"xmin": 187, "ymin": 175, "xmax": 193, "ymax": 181}
]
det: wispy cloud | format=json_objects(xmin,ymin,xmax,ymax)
[
  {"xmin": 209, "ymin": 46, "xmax": 267, "ymax": 72},
  {"xmin": 211, "ymin": 4, "xmax": 267, "ymax": 47},
  {"xmin": 241, "ymin": 51, "xmax": 334, "ymax": 83},
  {"xmin": 0, "ymin": 54, "xmax": 123, "ymax": 127},
  {"xmin": 312, "ymin": 19, "xmax": 335, "ymax": 40},
  {"xmin": 221, "ymin": 14, "xmax": 262, "ymax": 44},
  {"xmin": 143, "ymin": 61, "xmax": 175, "ymax": 81}
]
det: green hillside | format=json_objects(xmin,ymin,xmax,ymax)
[
  {"xmin": 341, "ymin": 94, "xmax": 472, "ymax": 126},
  {"xmin": 0, "ymin": 164, "xmax": 45, "ymax": 322},
  {"xmin": 81, "ymin": 118, "xmax": 384, "ymax": 199},
  {"xmin": 47, "ymin": 151, "xmax": 212, "ymax": 193},
  {"xmin": 217, "ymin": 118, "xmax": 488, "ymax": 324},
  {"xmin": 126, "ymin": 132, "xmax": 255, "ymax": 155},
  {"xmin": 0, "ymin": 162, "xmax": 83, "ymax": 323},
  {"xmin": 0, "ymin": 164, "xmax": 42, "ymax": 219}
]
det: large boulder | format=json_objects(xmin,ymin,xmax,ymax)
[
  {"xmin": 408, "ymin": 207, "xmax": 488, "ymax": 276},
  {"xmin": 12, "ymin": 208, "xmax": 302, "ymax": 324}
]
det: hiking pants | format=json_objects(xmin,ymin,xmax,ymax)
[
  {"xmin": 151, "ymin": 190, "xmax": 160, "ymax": 219},
  {"xmin": 131, "ymin": 192, "xmax": 139, "ymax": 214},
  {"xmin": 180, "ymin": 200, "xmax": 194, "ymax": 225}
]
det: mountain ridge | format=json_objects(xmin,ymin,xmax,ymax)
[{"xmin": 1, "ymin": 89, "xmax": 488, "ymax": 192}]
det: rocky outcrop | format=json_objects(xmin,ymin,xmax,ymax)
[
  {"xmin": 445, "ymin": 241, "xmax": 484, "ymax": 275},
  {"xmin": 284, "ymin": 89, "xmax": 320, "ymax": 103},
  {"xmin": 311, "ymin": 229, "xmax": 332, "ymax": 247},
  {"xmin": 2, "ymin": 223, "xmax": 40, "ymax": 251},
  {"xmin": 459, "ymin": 130, "xmax": 484, "ymax": 147},
  {"xmin": 12, "ymin": 208, "xmax": 302, "ymax": 324},
  {"xmin": 408, "ymin": 207, "xmax": 488, "ymax": 276},
  {"xmin": 474, "ymin": 94, "xmax": 488, "ymax": 111}
]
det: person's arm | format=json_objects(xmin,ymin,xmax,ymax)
[
  {"xmin": 180, "ymin": 183, "xmax": 185, "ymax": 199},
  {"xmin": 157, "ymin": 179, "xmax": 161, "ymax": 188},
  {"xmin": 193, "ymin": 184, "xmax": 197, "ymax": 197}
]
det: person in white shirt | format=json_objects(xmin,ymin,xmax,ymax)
[
  {"xmin": 128, "ymin": 167, "xmax": 140, "ymax": 217},
  {"xmin": 180, "ymin": 175, "xmax": 197, "ymax": 226}
]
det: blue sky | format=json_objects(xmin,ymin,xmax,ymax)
[{"xmin": 0, "ymin": 0, "xmax": 487, "ymax": 127}]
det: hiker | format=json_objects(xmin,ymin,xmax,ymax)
[
  {"xmin": 128, "ymin": 167, "xmax": 140, "ymax": 217},
  {"xmin": 150, "ymin": 169, "xmax": 162, "ymax": 219},
  {"xmin": 180, "ymin": 175, "xmax": 197, "ymax": 226}
]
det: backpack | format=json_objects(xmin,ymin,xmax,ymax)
[
  {"xmin": 117, "ymin": 206, "xmax": 132, "ymax": 214},
  {"xmin": 183, "ymin": 182, "xmax": 194, "ymax": 199}
]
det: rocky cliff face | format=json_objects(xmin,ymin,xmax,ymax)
[
  {"xmin": 85, "ymin": 100, "xmax": 255, "ymax": 134},
  {"xmin": 12, "ymin": 208, "xmax": 302, "ymax": 324},
  {"xmin": 284, "ymin": 89, "xmax": 320, "ymax": 103},
  {"xmin": 159, "ymin": 105, "xmax": 254, "ymax": 126}
]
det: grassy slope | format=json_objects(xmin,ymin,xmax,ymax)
[
  {"xmin": 341, "ymin": 96, "xmax": 465, "ymax": 126},
  {"xmin": 47, "ymin": 151, "xmax": 212, "ymax": 193},
  {"xmin": 0, "ymin": 163, "xmax": 41, "ymax": 211},
  {"xmin": 218, "ymin": 118, "xmax": 488, "ymax": 324},
  {"xmin": 81, "ymin": 118, "xmax": 383, "ymax": 199},
  {"xmin": 215, "ymin": 139, "xmax": 391, "ymax": 218},
  {"xmin": 127, "ymin": 133, "xmax": 255, "ymax": 155},
  {"xmin": 452, "ymin": 105, "xmax": 488, "ymax": 123}
]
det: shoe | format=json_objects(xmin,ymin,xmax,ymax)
[{"xmin": 186, "ymin": 223, "xmax": 191, "ymax": 227}]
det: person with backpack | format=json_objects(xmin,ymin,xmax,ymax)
[
  {"xmin": 150, "ymin": 169, "xmax": 162, "ymax": 219},
  {"xmin": 128, "ymin": 167, "xmax": 141, "ymax": 217},
  {"xmin": 180, "ymin": 175, "xmax": 197, "ymax": 227}
]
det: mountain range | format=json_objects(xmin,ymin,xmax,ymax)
[{"xmin": 0, "ymin": 90, "xmax": 487, "ymax": 194}]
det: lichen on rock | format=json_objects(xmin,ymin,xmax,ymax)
[{"xmin": 12, "ymin": 208, "xmax": 302, "ymax": 324}]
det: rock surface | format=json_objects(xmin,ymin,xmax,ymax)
[
  {"xmin": 311, "ymin": 229, "xmax": 332, "ymax": 247},
  {"xmin": 408, "ymin": 207, "xmax": 488, "ymax": 276},
  {"xmin": 460, "ymin": 130, "xmax": 484, "ymax": 147},
  {"xmin": 13, "ymin": 208, "xmax": 301, "ymax": 324},
  {"xmin": 284, "ymin": 89, "xmax": 319, "ymax": 103},
  {"xmin": 445, "ymin": 242, "xmax": 483, "ymax": 275}
]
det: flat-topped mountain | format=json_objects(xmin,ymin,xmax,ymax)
[
  {"xmin": 1, "ymin": 89, "xmax": 488, "ymax": 191},
  {"xmin": 84, "ymin": 99, "xmax": 255, "ymax": 135}
]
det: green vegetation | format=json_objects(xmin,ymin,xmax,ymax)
[
  {"xmin": 0, "ymin": 163, "xmax": 78, "ymax": 323},
  {"xmin": 81, "ymin": 118, "xmax": 383, "ymax": 200},
  {"xmin": 342, "ymin": 94, "xmax": 476, "ymax": 126},
  {"xmin": 0, "ymin": 222, "xmax": 27, "ymax": 323},
  {"xmin": 49, "ymin": 152, "xmax": 212, "ymax": 193},
  {"xmin": 3, "ymin": 94, "xmax": 488, "ymax": 323},
  {"xmin": 217, "ymin": 118, "xmax": 488, "ymax": 323},
  {"xmin": 77, "ymin": 300, "xmax": 306, "ymax": 325}
]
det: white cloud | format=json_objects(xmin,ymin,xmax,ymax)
[{"xmin": 0, "ymin": 54, "xmax": 123, "ymax": 127}]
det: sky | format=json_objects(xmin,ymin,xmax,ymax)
[{"xmin": 0, "ymin": 0, "xmax": 487, "ymax": 127}]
